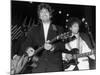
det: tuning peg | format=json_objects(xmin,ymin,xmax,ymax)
[{"xmin": 82, "ymin": 17, "xmax": 85, "ymax": 22}]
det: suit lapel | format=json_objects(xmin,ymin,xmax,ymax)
[
  {"xmin": 38, "ymin": 24, "xmax": 45, "ymax": 45},
  {"xmin": 47, "ymin": 24, "xmax": 57, "ymax": 41},
  {"xmin": 38, "ymin": 23, "xmax": 57, "ymax": 45}
]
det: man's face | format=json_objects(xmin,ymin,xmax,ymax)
[
  {"xmin": 70, "ymin": 22, "xmax": 79, "ymax": 34},
  {"xmin": 39, "ymin": 8, "xmax": 51, "ymax": 22}
]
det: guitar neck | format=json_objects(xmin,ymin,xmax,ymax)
[
  {"xmin": 34, "ymin": 36, "xmax": 58, "ymax": 55},
  {"xmin": 76, "ymin": 51, "xmax": 94, "ymax": 58},
  {"xmin": 32, "ymin": 32, "xmax": 68, "ymax": 55}
]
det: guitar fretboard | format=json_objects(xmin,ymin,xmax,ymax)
[{"xmin": 76, "ymin": 51, "xmax": 94, "ymax": 58}]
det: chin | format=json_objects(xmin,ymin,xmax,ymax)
[{"xmin": 73, "ymin": 32, "xmax": 78, "ymax": 34}]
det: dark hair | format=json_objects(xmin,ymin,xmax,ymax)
[
  {"xmin": 37, "ymin": 3, "xmax": 53, "ymax": 17},
  {"xmin": 68, "ymin": 17, "xmax": 81, "ymax": 28}
]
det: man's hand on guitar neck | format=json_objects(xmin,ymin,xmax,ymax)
[
  {"xmin": 89, "ymin": 49, "xmax": 96, "ymax": 60},
  {"xmin": 26, "ymin": 47, "xmax": 35, "ymax": 57},
  {"xmin": 62, "ymin": 53, "xmax": 73, "ymax": 61}
]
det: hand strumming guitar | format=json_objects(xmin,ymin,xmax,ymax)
[
  {"xmin": 26, "ymin": 47, "xmax": 35, "ymax": 57},
  {"xmin": 44, "ymin": 40, "xmax": 55, "ymax": 51}
]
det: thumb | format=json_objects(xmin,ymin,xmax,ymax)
[{"xmin": 45, "ymin": 40, "xmax": 50, "ymax": 43}]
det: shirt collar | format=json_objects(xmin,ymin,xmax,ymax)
[{"xmin": 72, "ymin": 33, "xmax": 79, "ymax": 39}]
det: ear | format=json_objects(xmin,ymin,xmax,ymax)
[{"xmin": 49, "ymin": 15, "xmax": 52, "ymax": 18}]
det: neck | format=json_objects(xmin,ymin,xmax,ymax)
[{"xmin": 42, "ymin": 20, "xmax": 51, "ymax": 24}]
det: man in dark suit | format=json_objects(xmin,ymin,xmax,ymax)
[{"xmin": 20, "ymin": 3, "xmax": 65, "ymax": 73}]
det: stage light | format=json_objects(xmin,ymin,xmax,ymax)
[
  {"xmin": 59, "ymin": 11, "xmax": 62, "ymax": 14},
  {"xmin": 66, "ymin": 19, "xmax": 68, "ymax": 22},
  {"xmin": 66, "ymin": 13, "xmax": 69, "ymax": 16},
  {"xmin": 82, "ymin": 17, "xmax": 85, "ymax": 22},
  {"xmin": 85, "ymin": 22, "xmax": 88, "ymax": 25},
  {"xmin": 65, "ymin": 25, "xmax": 68, "ymax": 28}
]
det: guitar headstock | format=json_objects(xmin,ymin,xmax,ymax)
[{"xmin": 57, "ymin": 32, "xmax": 71, "ymax": 40}]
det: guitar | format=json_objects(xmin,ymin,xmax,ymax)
[
  {"xmin": 63, "ymin": 48, "xmax": 95, "ymax": 69},
  {"xmin": 14, "ymin": 32, "xmax": 70, "ymax": 74}
]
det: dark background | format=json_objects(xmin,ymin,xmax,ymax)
[{"xmin": 11, "ymin": 1, "xmax": 96, "ymax": 57}]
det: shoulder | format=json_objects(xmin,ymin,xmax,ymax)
[
  {"xmin": 52, "ymin": 24, "xmax": 64, "ymax": 33},
  {"xmin": 27, "ymin": 24, "xmax": 40, "ymax": 36},
  {"xmin": 80, "ymin": 32, "xmax": 93, "ymax": 49},
  {"xmin": 80, "ymin": 32, "xmax": 89, "ymax": 39}
]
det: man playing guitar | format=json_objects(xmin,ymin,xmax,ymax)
[
  {"xmin": 11, "ymin": 3, "xmax": 66, "ymax": 74},
  {"xmin": 62, "ymin": 17, "xmax": 95, "ymax": 71}
]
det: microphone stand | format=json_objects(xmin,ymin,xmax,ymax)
[{"xmin": 85, "ymin": 22, "xmax": 96, "ymax": 50}]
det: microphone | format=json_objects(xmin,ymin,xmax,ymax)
[{"xmin": 82, "ymin": 17, "xmax": 90, "ymax": 32}]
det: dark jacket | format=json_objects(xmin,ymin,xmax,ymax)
[
  {"xmin": 21, "ymin": 22, "xmax": 65, "ymax": 73},
  {"xmin": 80, "ymin": 32, "xmax": 96, "ymax": 70}
]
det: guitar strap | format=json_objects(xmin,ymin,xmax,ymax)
[
  {"xmin": 78, "ymin": 35, "xmax": 82, "ymax": 54},
  {"xmin": 75, "ymin": 35, "xmax": 80, "ymax": 70}
]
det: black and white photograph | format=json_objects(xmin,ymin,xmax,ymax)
[{"xmin": 11, "ymin": 0, "xmax": 96, "ymax": 75}]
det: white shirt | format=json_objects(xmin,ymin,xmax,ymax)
[
  {"xmin": 43, "ymin": 23, "xmax": 50, "ymax": 41},
  {"xmin": 65, "ymin": 33, "xmax": 92, "ymax": 53}
]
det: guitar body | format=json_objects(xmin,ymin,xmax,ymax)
[
  {"xmin": 63, "ymin": 59, "xmax": 78, "ymax": 69},
  {"xmin": 20, "ymin": 62, "xmax": 33, "ymax": 74},
  {"xmin": 63, "ymin": 48, "xmax": 79, "ymax": 69},
  {"xmin": 63, "ymin": 48, "xmax": 95, "ymax": 70},
  {"xmin": 21, "ymin": 55, "xmax": 40, "ymax": 74}
]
